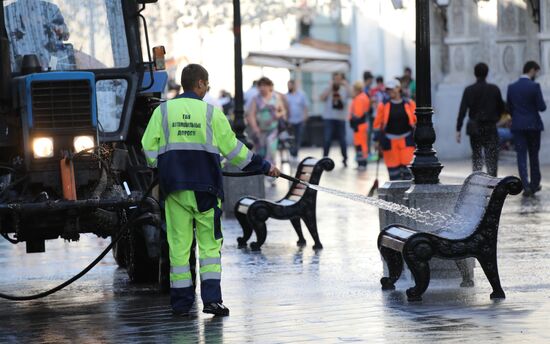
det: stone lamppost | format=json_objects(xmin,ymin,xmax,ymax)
[
  {"xmin": 232, "ymin": 0, "xmax": 247, "ymax": 143},
  {"xmin": 409, "ymin": 0, "xmax": 443, "ymax": 184},
  {"xmin": 223, "ymin": 0, "xmax": 264, "ymax": 216}
]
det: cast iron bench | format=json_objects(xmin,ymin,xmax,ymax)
[
  {"xmin": 235, "ymin": 157, "xmax": 334, "ymax": 251},
  {"xmin": 378, "ymin": 172, "xmax": 521, "ymax": 302}
]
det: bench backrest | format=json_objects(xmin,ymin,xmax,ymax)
[
  {"xmin": 435, "ymin": 173, "xmax": 500, "ymax": 238},
  {"xmin": 284, "ymin": 157, "xmax": 334, "ymax": 202}
]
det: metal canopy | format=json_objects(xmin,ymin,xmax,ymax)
[{"xmin": 244, "ymin": 43, "xmax": 350, "ymax": 73}]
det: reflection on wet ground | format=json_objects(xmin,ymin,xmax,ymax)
[{"xmin": 1, "ymin": 153, "xmax": 550, "ymax": 343}]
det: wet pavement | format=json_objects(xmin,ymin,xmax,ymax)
[{"xmin": 1, "ymin": 148, "xmax": 550, "ymax": 343}]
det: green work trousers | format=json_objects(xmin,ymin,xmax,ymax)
[{"xmin": 165, "ymin": 190, "xmax": 223, "ymax": 312}]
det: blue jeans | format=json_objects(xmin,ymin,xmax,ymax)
[
  {"xmin": 290, "ymin": 122, "xmax": 304, "ymax": 157},
  {"xmin": 323, "ymin": 119, "xmax": 347, "ymax": 161},
  {"xmin": 513, "ymin": 130, "xmax": 541, "ymax": 190}
]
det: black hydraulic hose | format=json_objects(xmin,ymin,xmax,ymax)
[
  {"xmin": 222, "ymin": 170, "xmax": 308, "ymax": 186},
  {"xmin": 0, "ymin": 178, "xmax": 159, "ymax": 301},
  {"xmin": 0, "ymin": 168, "xmax": 301, "ymax": 300}
]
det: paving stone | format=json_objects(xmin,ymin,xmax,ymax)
[{"xmin": 0, "ymin": 149, "xmax": 549, "ymax": 343}]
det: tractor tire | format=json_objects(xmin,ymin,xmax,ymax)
[
  {"xmin": 125, "ymin": 226, "xmax": 159, "ymax": 283},
  {"xmin": 158, "ymin": 229, "xmax": 170, "ymax": 293},
  {"xmin": 112, "ymin": 236, "xmax": 127, "ymax": 268}
]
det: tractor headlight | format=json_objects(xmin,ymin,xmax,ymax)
[
  {"xmin": 73, "ymin": 135, "xmax": 95, "ymax": 153},
  {"xmin": 33, "ymin": 137, "xmax": 54, "ymax": 159}
]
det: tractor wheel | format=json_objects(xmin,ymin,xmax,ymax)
[
  {"xmin": 158, "ymin": 229, "xmax": 170, "ymax": 293},
  {"xmin": 112, "ymin": 235, "xmax": 127, "ymax": 268},
  {"xmin": 125, "ymin": 226, "xmax": 159, "ymax": 283}
]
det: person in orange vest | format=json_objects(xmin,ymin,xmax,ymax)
[
  {"xmin": 349, "ymin": 81, "xmax": 371, "ymax": 170},
  {"xmin": 373, "ymin": 79, "xmax": 417, "ymax": 180}
]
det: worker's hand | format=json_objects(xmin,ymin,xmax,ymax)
[
  {"xmin": 374, "ymin": 141, "xmax": 380, "ymax": 152},
  {"xmin": 267, "ymin": 165, "xmax": 281, "ymax": 178},
  {"xmin": 456, "ymin": 131, "xmax": 461, "ymax": 144}
]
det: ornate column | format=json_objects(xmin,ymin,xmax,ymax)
[
  {"xmin": 410, "ymin": 0, "xmax": 443, "ymax": 184},
  {"xmin": 442, "ymin": 0, "xmax": 480, "ymax": 84},
  {"xmin": 494, "ymin": 0, "xmax": 539, "ymax": 86},
  {"xmin": 537, "ymin": 0, "xmax": 550, "ymax": 88}
]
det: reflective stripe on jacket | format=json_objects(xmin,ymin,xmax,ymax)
[
  {"xmin": 141, "ymin": 93, "xmax": 268, "ymax": 199},
  {"xmin": 372, "ymin": 99, "xmax": 417, "ymax": 141}
]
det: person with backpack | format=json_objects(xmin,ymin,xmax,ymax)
[{"xmin": 456, "ymin": 63, "xmax": 504, "ymax": 177}]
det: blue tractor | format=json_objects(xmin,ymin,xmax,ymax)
[{"xmin": 0, "ymin": 0, "xmax": 172, "ymax": 287}]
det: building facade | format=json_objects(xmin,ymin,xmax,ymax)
[{"xmin": 352, "ymin": 0, "xmax": 550, "ymax": 163}]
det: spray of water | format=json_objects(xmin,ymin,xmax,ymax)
[{"xmin": 306, "ymin": 183, "xmax": 467, "ymax": 229}]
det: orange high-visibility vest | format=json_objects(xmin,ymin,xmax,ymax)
[
  {"xmin": 349, "ymin": 92, "xmax": 371, "ymax": 120},
  {"xmin": 373, "ymin": 100, "xmax": 417, "ymax": 133}
]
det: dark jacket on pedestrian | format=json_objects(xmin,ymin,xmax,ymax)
[
  {"xmin": 506, "ymin": 76, "xmax": 547, "ymax": 131},
  {"xmin": 456, "ymin": 80, "xmax": 504, "ymax": 133}
]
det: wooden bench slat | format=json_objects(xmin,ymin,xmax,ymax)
[
  {"xmin": 380, "ymin": 235, "xmax": 405, "ymax": 252},
  {"xmin": 277, "ymin": 199, "xmax": 296, "ymax": 206},
  {"xmin": 385, "ymin": 226, "xmax": 416, "ymax": 240},
  {"xmin": 302, "ymin": 158, "xmax": 318, "ymax": 166},
  {"xmin": 290, "ymin": 188, "xmax": 306, "ymax": 197},
  {"xmin": 237, "ymin": 204, "xmax": 250, "ymax": 214},
  {"xmin": 299, "ymin": 173, "xmax": 312, "ymax": 182},
  {"xmin": 239, "ymin": 198, "xmax": 256, "ymax": 206}
]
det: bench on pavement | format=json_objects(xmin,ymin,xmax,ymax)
[
  {"xmin": 235, "ymin": 157, "xmax": 334, "ymax": 251},
  {"xmin": 377, "ymin": 172, "xmax": 522, "ymax": 301}
]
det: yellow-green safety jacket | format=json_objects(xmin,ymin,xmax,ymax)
[{"xmin": 141, "ymin": 92, "xmax": 269, "ymax": 201}]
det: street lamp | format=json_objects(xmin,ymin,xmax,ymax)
[
  {"xmin": 232, "ymin": 0, "xmax": 248, "ymax": 144},
  {"xmin": 409, "ymin": 0, "xmax": 443, "ymax": 184}
]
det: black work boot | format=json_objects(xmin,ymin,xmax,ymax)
[{"xmin": 203, "ymin": 302, "xmax": 230, "ymax": 316}]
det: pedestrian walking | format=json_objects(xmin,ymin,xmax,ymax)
[
  {"xmin": 320, "ymin": 72, "xmax": 352, "ymax": 167},
  {"xmin": 286, "ymin": 79, "xmax": 309, "ymax": 161},
  {"xmin": 373, "ymin": 79, "xmax": 417, "ymax": 180},
  {"xmin": 141, "ymin": 64, "xmax": 281, "ymax": 316},
  {"xmin": 456, "ymin": 63, "xmax": 504, "ymax": 177},
  {"xmin": 507, "ymin": 61, "xmax": 547, "ymax": 197},
  {"xmin": 369, "ymin": 76, "xmax": 388, "ymax": 106},
  {"xmin": 363, "ymin": 71, "xmax": 374, "ymax": 95},
  {"xmin": 363, "ymin": 71, "xmax": 376, "ymax": 158},
  {"xmin": 349, "ymin": 81, "xmax": 371, "ymax": 170},
  {"xmin": 244, "ymin": 80, "xmax": 259, "ymax": 112},
  {"xmin": 247, "ymin": 77, "xmax": 287, "ymax": 164},
  {"xmin": 400, "ymin": 67, "xmax": 416, "ymax": 100}
]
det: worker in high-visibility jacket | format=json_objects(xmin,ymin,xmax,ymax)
[
  {"xmin": 373, "ymin": 79, "xmax": 417, "ymax": 180},
  {"xmin": 141, "ymin": 64, "xmax": 281, "ymax": 317},
  {"xmin": 349, "ymin": 81, "xmax": 371, "ymax": 170}
]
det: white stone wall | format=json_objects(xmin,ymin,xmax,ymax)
[{"xmin": 351, "ymin": 0, "xmax": 550, "ymax": 164}]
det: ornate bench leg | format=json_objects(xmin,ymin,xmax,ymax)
[
  {"xmin": 236, "ymin": 211, "xmax": 253, "ymax": 248},
  {"xmin": 302, "ymin": 209, "xmax": 323, "ymax": 250},
  {"xmin": 379, "ymin": 247, "xmax": 403, "ymax": 290},
  {"xmin": 290, "ymin": 218, "xmax": 307, "ymax": 246},
  {"xmin": 456, "ymin": 259, "xmax": 474, "ymax": 288},
  {"xmin": 403, "ymin": 240, "xmax": 433, "ymax": 302},
  {"xmin": 250, "ymin": 219, "xmax": 267, "ymax": 251},
  {"xmin": 478, "ymin": 251, "xmax": 505, "ymax": 299}
]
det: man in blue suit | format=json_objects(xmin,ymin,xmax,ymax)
[{"xmin": 507, "ymin": 61, "xmax": 547, "ymax": 197}]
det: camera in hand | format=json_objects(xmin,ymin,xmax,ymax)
[{"xmin": 332, "ymin": 85, "xmax": 344, "ymax": 110}]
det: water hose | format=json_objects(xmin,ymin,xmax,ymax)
[
  {"xmin": 0, "ymin": 178, "xmax": 159, "ymax": 301},
  {"xmin": 222, "ymin": 170, "xmax": 308, "ymax": 186},
  {"xmin": 0, "ymin": 169, "xmax": 294, "ymax": 301}
]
